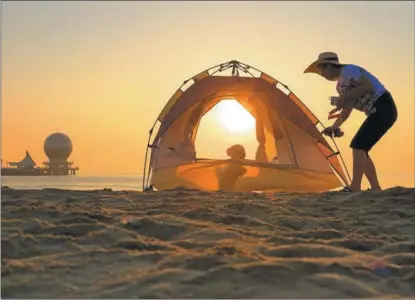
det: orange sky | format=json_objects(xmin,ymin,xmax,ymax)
[{"xmin": 1, "ymin": 1, "xmax": 414, "ymax": 188}]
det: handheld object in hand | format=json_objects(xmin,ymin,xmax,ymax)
[
  {"xmin": 328, "ymin": 113, "xmax": 341, "ymax": 120},
  {"xmin": 333, "ymin": 127, "xmax": 344, "ymax": 138},
  {"xmin": 329, "ymin": 96, "xmax": 339, "ymax": 106},
  {"xmin": 322, "ymin": 127, "xmax": 344, "ymax": 138}
]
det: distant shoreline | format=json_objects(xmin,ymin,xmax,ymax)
[
  {"xmin": 1, "ymin": 172, "xmax": 413, "ymax": 192},
  {"xmin": 2, "ymin": 185, "xmax": 414, "ymax": 194}
]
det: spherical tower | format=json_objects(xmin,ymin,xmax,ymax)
[
  {"xmin": 44, "ymin": 132, "xmax": 73, "ymax": 162},
  {"xmin": 43, "ymin": 132, "xmax": 78, "ymax": 175}
]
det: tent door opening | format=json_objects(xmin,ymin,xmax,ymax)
[{"xmin": 195, "ymin": 99, "xmax": 259, "ymax": 161}]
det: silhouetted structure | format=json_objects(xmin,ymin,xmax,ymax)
[
  {"xmin": 42, "ymin": 132, "xmax": 79, "ymax": 175},
  {"xmin": 1, "ymin": 150, "xmax": 45, "ymax": 176},
  {"xmin": 1, "ymin": 133, "xmax": 79, "ymax": 176},
  {"xmin": 8, "ymin": 150, "xmax": 36, "ymax": 168}
]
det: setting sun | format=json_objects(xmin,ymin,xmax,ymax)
[{"xmin": 214, "ymin": 100, "xmax": 255, "ymax": 133}]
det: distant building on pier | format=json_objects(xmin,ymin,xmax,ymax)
[
  {"xmin": 1, "ymin": 132, "xmax": 79, "ymax": 176},
  {"xmin": 43, "ymin": 132, "xmax": 79, "ymax": 175},
  {"xmin": 1, "ymin": 150, "xmax": 45, "ymax": 176}
]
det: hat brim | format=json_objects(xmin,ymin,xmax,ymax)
[{"xmin": 303, "ymin": 59, "xmax": 343, "ymax": 75}]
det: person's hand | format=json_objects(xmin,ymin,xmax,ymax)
[
  {"xmin": 336, "ymin": 96, "xmax": 346, "ymax": 108},
  {"xmin": 334, "ymin": 128, "xmax": 344, "ymax": 138},
  {"xmin": 329, "ymin": 107, "xmax": 341, "ymax": 116},
  {"xmin": 322, "ymin": 126, "xmax": 343, "ymax": 138},
  {"xmin": 321, "ymin": 126, "xmax": 335, "ymax": 137}
]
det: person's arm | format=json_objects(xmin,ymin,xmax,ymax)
[
  {"xmin": 332, "ymin": 106, "xmax": 353, "ymax": 128},
  {"xmin": 338, "ymin": 69, "xmax": 375, "ymax": 108},
  {"xmin": 322, "ymin": 106, "xmax": 353, "ymax": 137}
]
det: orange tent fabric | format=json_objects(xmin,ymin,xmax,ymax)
[{"xmin": 142, "ymin": 61, "xmax": 350, "ymax": 193}]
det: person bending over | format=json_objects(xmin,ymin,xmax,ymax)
[{"xmin": 304, "ymin": 52, "xmax": 398, "ymax": 192}]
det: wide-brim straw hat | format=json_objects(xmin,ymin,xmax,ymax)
[{"xmin": 304, "ymin": 52, "xmax": 344, "ymax": 75}]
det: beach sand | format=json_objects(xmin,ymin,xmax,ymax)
[{"xmin": 1, "ymin": 186, "xmax": 414, "ymax": 299}]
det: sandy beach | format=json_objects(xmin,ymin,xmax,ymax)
[{"xmin": 1, "ymin": 186, "xmax": 414, "ymax": 299}]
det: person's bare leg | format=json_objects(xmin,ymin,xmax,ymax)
[
  {"xmin": 364, "ymin": 155, "xmax": 382, "ymax": 190},
  {"xmin": 349, "ymin": 149, "xmax": 367, "ymax": 192}
]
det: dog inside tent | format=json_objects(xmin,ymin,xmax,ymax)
[{"xmin": 142, "ymin": 60, "xmax": 350, "ymax": 193}]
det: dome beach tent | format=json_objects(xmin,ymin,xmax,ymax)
[{"xmin": 142, "ymin": 60, "xmax": 350, "ymax": 193}]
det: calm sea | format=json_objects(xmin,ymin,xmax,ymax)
[
  {"xmin": 1, "ymin": 173, "xmax": 413, "ymax": 192},
  {"xmin": 1, "ymin": 175, "xmax": 144, "ymax": 191}
]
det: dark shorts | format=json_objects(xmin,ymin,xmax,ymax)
[{"xmin": 350, "ymin": 91, "xmax": 398, "ymax": 153}]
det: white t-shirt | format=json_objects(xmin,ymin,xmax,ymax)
[{"xmin": 336, "ymin": 64, "xmax": 386, "ymax": 115}]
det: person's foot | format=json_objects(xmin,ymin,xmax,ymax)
[
  {"xmin": 348, "ymin": 184, "xmax": 361, "ymax": 192},
  {"xmin": 340, "ymin": 186, "xmax": 360, "ymax": 192},
  {"xmin": 370, "ymin": 186, "xmax": 382, "ymax": 191}
]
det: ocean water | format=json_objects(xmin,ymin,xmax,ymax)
[
  {"xmin": 1, "ymin": 175, "xmax": 144, "ymax": 191},
  {"xmin": 1, "ymin": 173, "xmax": 413, "ymax": 192}
]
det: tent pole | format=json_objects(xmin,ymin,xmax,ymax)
[
  {"xmin": 142, "ymin": 134, "xmax": 151, "ymax": 191},
  {"xmin": 150, "ymin": 59, "xmax": 352, "ymax": 189},
  {"xmin": 142, "ymin": 120, "xmax": 157, "ymax": 191},
  {"xmin": 145, "ymin": 144, "xmax": 155, "ymax": 188},
  {"xmin": 283, "ymin": 88, "xmax": 351, "ymax": 188},
  {"xmin": 318, "ymin": 122, "xmax": 351, "ymax": 187},
  {"xmin": 311, "ymin": 121, "xmax": 351, "ymax": 188},
  {"xmin": 144, "ymin": 61, "xmax": 226, "ymax": 191},
  {"xmin": 330, "ymin": 136, "xmax": 352, "ymax": 185},
  {"xmin": 217, "ymin": 61, "xmax": 352, "ymax": 187}
]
